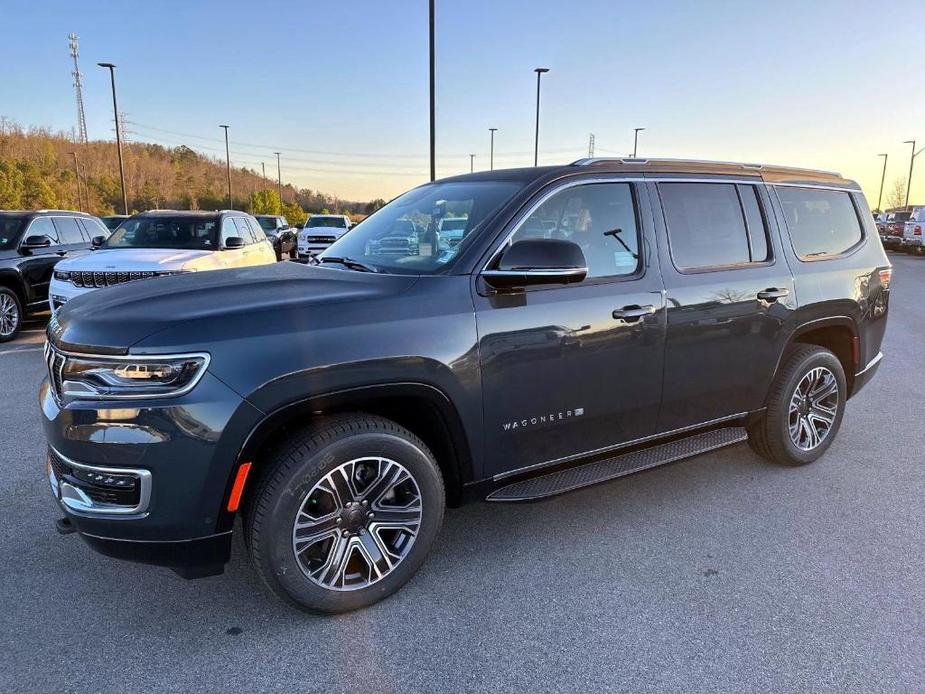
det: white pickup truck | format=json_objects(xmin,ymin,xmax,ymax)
[
  {"xmin": 297, "ymin": 214, "xmax": 352, "ymax": 259},
  {"xmin": 901, "ymin": 206, "xmax": 925, "ymax": 255}
]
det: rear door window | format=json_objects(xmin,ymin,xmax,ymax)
[
  {"xmin": 775, "ymin": 187, "xmax": 863, "ymax": 259},
  {"xmin": 52, "ymin": 216, "xmax": 86, "ymax": 245},
  {"xmin": 659, "ymin": 183, "xmax": 769, "ymax": 270}
]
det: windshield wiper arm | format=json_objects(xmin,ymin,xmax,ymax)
[{"xmin": 318, "ymin": 256, "xmax": 379, "ymax": 273}]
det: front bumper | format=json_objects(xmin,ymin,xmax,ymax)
[
  {"xmin": 901, "ymin": 237, "xmax": 922, "ymax": 249},
  {"xmin": 40, "ymin": 366, "xmax": 263, "ymax": 577}
]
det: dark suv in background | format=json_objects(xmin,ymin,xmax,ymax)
[
  {"xmin": 0, "ymin": 209, "xmax": 109, "ymax": 342},
  {"xmin": 41, "ymin": 159, "xmax": 889, "ymax": 613}
]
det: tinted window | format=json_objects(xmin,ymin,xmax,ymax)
[
  {"xmin": 53, "ymin": 216, "xmax": 85, "ymax": 245},
  {"xmin": 232, "ymin": 217, "xmax": 256, "ymax": 244},
  {"xmin": 508, "ymin": 182, "xmax": 640, "ymax": 279},
  {"xmin": 308, "ymin": 216, "xmax": 348, "ymax": 228},
  {"xmin": 82, "ymin": 217, "xmax": 112, "ymax": 238},
  {"xmin": 106, "ymin": 216, "xmax": 219, "ymax": 250},
  {"xmin": 247, "ymin": 218, "xmax": 268, "ymax": 242},
  {"xmin": 0, "ymin": 216, "xmax": 26, "ymax": 250},
  {"xmin": 256, "ymin": 216, "xmax": 277, "ymax": 231},
  {"xmin": 776, "ymin": 187, "xmax": 863, "ymax": 259},
  {"xmin": 26, "ymin": 217, "xmax": 59, "ymax": 244},
  {"xmin": 660, "ymin": 183, "xmax": 764, "ymax": 270}
]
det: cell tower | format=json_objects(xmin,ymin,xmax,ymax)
[
  {"xmin": 69, "ymin": 33, "xmax": 88, "ymax": 144},
  {"xmin": 588, "ymin": 133, "xmax": 595, "ymax": 158}
]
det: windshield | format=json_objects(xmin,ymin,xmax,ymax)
[
  {"xmin": 105, "ymin": 216, "xmax": 219, "ymax": 250},
  {"xmin": 0, "ymin": 216, "xmax": 26, "ymax": 250},
  {"xmin": 319, "ymin": 180, "xmax": 523, "ymax": 274},
  {"xmin": 888, "ymin": 212, "xmax": 911, "ymax": 222},
  {"xmin": 256, "ymin": 217, "xmax": 278, "ymax": 230},
  {"xmin": 101, "ymin": 217, "xmax": 125, "ymax": 231},
  {"xmin": 308, "ymin": 216, "xmax": 347, "ymax": 229},
  {"xmin": 912, "ymin": 208, "xmax": 925, "ymax": 222}
]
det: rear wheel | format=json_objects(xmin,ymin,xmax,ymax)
[
  {"xmin": 0, "ymin": 288, "xmax": 22, "ymax": 343},
  {"xmin": 748, "ymin": 345, "xmax": 846, "ymax": 466},
  {"xmin": 246, "ymin": 414, "xmax": 445, "ymax": 614}
]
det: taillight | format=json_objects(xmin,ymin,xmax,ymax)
[
  {"xmin": 915, "ymin": 225, "xmax": 922, "ymax": 236},
  {"xmin": 879, "ymin": 268, "xmax": 892, "ymax": 289}
]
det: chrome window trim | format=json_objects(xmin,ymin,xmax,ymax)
[
  {"xmin": 45, "ymin": 342, "xmax": 211, "ymax": 401},
  {"xmin": 480, "ymin": 176, "xmax": 647, "ymax": 275},
  {"xmin": 493, "ymin": 411, "xmax": 750, "ymax": 481},
  {"xmin": 49, "ymin": 446, "xmax": 152, "ymax": 517}
]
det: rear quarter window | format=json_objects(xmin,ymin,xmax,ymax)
[{"xmin": 776, "ymin": 187, "xmax": 864, "ymax": 259}]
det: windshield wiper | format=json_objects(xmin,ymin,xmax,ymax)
[{"xmin": 318, "ymin": 256, "xmax": 380, "ymax": 273}]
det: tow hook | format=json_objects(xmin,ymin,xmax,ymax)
[{"xmin": 55, "ymin": 517, "xmax": 76, "ymax": 535}]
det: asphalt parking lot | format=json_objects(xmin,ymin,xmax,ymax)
[{"xmin": 2, "ymin": 256, "xmax": 923, "ymax": 694}]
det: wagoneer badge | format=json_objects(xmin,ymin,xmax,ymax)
[{"xmin": 502, "ymin": 408, "xmax": 584, "ymax": 431}]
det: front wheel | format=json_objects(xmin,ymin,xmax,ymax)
[
  {"xmin": 246, "ymin": 414, "xmax": 445, "ymax": 614},
  {"xmin": 748, "ymin": 345, "xmax": 846, "ymax": 466}
]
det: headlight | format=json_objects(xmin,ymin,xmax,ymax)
[
  {"xmin": 58, "ymin": 352, "xmax": 210, "ymax": 399},
  {"xmin": 54, "ymin": 270, "xmax": 70, "ymax": 281}
]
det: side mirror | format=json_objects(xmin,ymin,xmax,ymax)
[
  {"xmin": 280, "ymin": 224, "xmax": 290, "ymax": 231},
  {"xmin": 224, "ymin": 236, "xmax": 246, "ymax": 249},
  {"xmin": 482, "ymin": 238, "xmax": 587, "ymax": 289},
  {"xmin": 21, "ymin": 234, "xmax": 52, "ymax": 250},
  {"xmin": 91, "ymin": 236, "xmax": 105, "ymax": 247}
]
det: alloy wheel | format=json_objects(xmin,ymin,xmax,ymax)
[
  {"xmin": 788, "ymin": 366, "xmax": 839, "ymax": 451},
  {"xmin": 292, "ymin": 457, "xmax": 422, "ymax": 591},
  {"xmin": 0, "ymin": 293, "xmax": 19, "ymax": 338}
]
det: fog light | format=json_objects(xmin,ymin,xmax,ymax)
[{"xmin": 71, "ymin": 467, "xmax": 137, "ymax": 490}]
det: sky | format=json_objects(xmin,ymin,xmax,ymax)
[{"xmin": 2, "ymin": 0, "xmax": 925, "ymax": 203}]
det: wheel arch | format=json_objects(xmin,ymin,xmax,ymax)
[
  {"xmin": 774, "ymin": 316, "xmax": 859, "ymax": 398},
  {"xmin": 0, "ymin": 269, "xmax": 26, "ymax": 304},
  {"xmin": 224, "ymin": 382, "xmax": 474, "ymax": 530}
]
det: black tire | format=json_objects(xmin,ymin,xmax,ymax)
[
  {"xmin": 245, "ymin": 413, "xmax": 445, "ymax": 614},
  {"xmin": 747, "ymin": 344, "xmax": 846, "ymax": 466},
  {"xmin": 0, "ymin": 287, "xmax": 23, "ymax": 343}
]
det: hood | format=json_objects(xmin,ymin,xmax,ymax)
[
  {"xmin": 56, "ymin": 247, "xmax": 215, "ymax": 271},
  {"xmin": 49, "ymin": 262, "xmax": 419, "ymax": 354}
]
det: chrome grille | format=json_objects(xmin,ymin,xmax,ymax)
[
  {"xmin": 69, "ymin": 270, "xmax": 157, "ymax": 288},
  {"xmin": 305, "ymin": 235, "xmax": 336, "ymax": 244},
  {"xmin": 44, "ymin": 342, "xmax": 66, "ymax": 401}
]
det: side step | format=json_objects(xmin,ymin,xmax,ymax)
[{"xmin": 486, "ymin": 427, "xmax": 747, "ymax": 502}]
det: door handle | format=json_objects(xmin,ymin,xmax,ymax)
[
  {"xmin": 757, "ymin": 287, "xmax": 790, "ymax": 302},
  {"xmin": 612, "ymin": 304, "xmax": 656, "ymax": 322}
]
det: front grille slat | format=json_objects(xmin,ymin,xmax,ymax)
[{"xmin": 64, "ymin": 270, "xmax": 162, "ymax": 289}]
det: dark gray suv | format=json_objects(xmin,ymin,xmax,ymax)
[{"xmin": 41, "ymin": 159, "xmax": 890, "ymax": 613}]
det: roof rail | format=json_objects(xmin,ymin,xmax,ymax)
[
  {"xmin": 571, "ymin": 157, "xmax": 842, "ymax": 177},
  {"xmin": 35, "ymin": 209, "xmax": 86, "ymax": 214}
]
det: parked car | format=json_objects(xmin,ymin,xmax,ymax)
[
  {"xmin": 48, "ymin": 210, "xmax": 276, "ymax": 311},
  {"xmin": 255, "ymin": 215, "xmax": 296, "ymax": 260},
  {"xmin": 41, "ymin": 158, "xmax": 889, "ymax": 613},
  {"xmin": 437, "ymin": 216, "xmax": 468, "ymax": 251},
  {"xmin": 100, "ymin": 215, "xmax": 130, "ymax": 231},
  {"xmin": 901, "ymin": 206, "xmax": 925, "ymax": 254},
  {"xmin": 0, "ymin": 209, "xmax": 109, "ymax": 342},
  {"xmin": 368, "ymin": 219, "xmax": 420, "ymax": 256},
  {"xmin": 881, "ymin": 210, "xmax": 911, "ymax": 250},
  {"xmin": 297, "ymin": 214, "xmax": 352, "ymax": 259}
]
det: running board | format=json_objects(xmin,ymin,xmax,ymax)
[{"xmin": 486, "ymin": 427, "xmax": 747, "ymax": 502}]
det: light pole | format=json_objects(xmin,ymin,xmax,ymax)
[
  {"xmin": 274, "ymin": 152, "xmax": 282, "ymax": 208},
  {"xmin": 470, "ymin": 154, "xmax": 475, "ymax": 173},
  {"xmin": 633, "ymin": 127, "xmax": 645, "ymax": 158},
  {"xmin": 489, "ymin": 128, "xmax": 498, "ymax": 170},
  {"xmin": 97, "ymin": 62, "xmax": 128, "ymax": 214},
  {"xmin": 877, "ymin": 153, "xmax": 888, "ymax": 212},
  {"xmin": 904, "ymin": 140, "xmax": 918, "ymax": 208},
  {"xmin": 220, "ymin": 125, "xmax": 232, "ymax": 208},
  {"xmin": 70, "ymin": 151, "xmax": 84, "ymax": 212},
  {"xmin": 429, "ymin": 0, "xmax": 436, "ymax": 181},
  {"xmin": 533, "ymin": 68, "xmax": 549, "ymax": 167},
  {"xmin": 261, "ymin": 162, "xmax": 267, "ymax": 186}
]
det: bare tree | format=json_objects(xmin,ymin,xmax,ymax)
[{"xmin": 885, "ymin": 178, "xmax": 907, "ymax": 210}]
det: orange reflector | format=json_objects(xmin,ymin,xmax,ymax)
[
  {"xmin": 852, "ymin": 335, "xmax": 860, "ymax": 368},
  {"xmin": 226, "ymin": 462, "xmax": 252, "ymax": 512}
]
